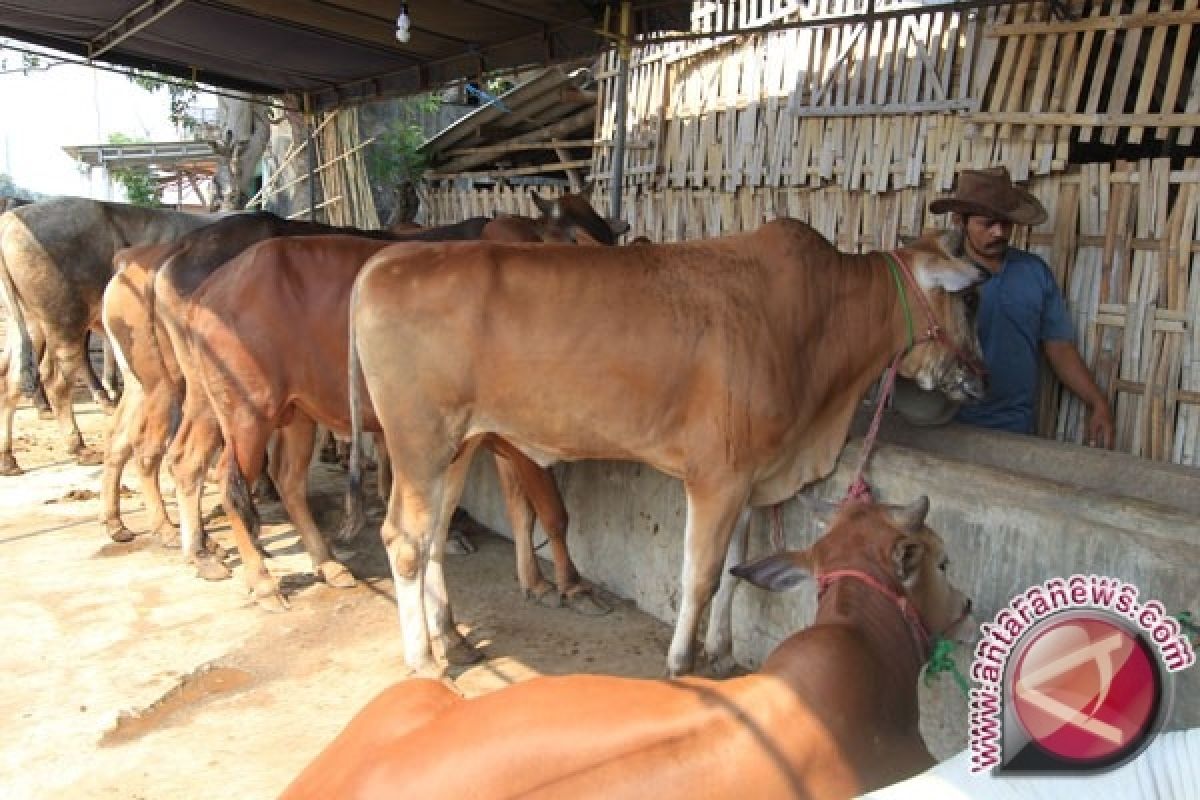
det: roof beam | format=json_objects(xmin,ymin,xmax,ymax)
[{"xmin": 89, "ymin": 0, "xmax": 186, "ymax": 59}]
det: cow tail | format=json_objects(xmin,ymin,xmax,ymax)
[
  {"xmin": 337, "ymin": 286, "xmax": 368, "ymax": 544},
  {"xmin": 0, "ymin": 231, "xmax": 39, "ymax": 399}
]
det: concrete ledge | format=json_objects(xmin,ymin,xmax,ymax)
[{"xmin": 457, "ymin": 418, "xmax": 1200, "ymax": 757}]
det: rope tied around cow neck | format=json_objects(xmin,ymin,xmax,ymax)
[
  {"xmin": 923, "ymin": 636, "xmax": 971, "ymax": 698},
  {"xmin": 767, "ymin": 251, "xmax": 920, "ymax": 549}
]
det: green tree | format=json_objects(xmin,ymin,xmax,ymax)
[
  {"xmin": 128, "ymin": 70, "xmax": 201, "ymax": 132},
  {"xmin": 368, "ymin": 95, "xmax": 441, "ymax": 225},
  {"xmin": 107, "ymin": 133, "xmax": 160, "ymax": 207}
]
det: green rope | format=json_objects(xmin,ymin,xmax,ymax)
[
  {"xmin": 924, "ymin": 636, "xmax": 970, "ymax": 698},
  {"xmin": 1175, "ymin": 611, "xmax": 1200, "ymax": 646},
  {"xmin": 884, "ymin": 253, "xmax": 915, "ymax": 352}
]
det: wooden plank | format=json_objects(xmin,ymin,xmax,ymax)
[
  {"xmin": 1079, "ymin": 3, "xmax": 1118, "ymax": 143},
  {"xmin": 1155, "ymin": 23, "xmax": 1192, "ymax": 140},
  {"xmin": 1102, "ymin": 0, "xmax": 1152, "ymax": 144},
  {"xmin": 999, "ymin": 20, "xmax": 1038, "ymax": 141},
  {"xmin": 1023, "ymin": 24, "xmax": 1058, "ymax": 141},
  {"xmin": 1128, "ymin": 19, "xmax": 1169, "ymax": 144},
  {"xmin": 990, "ymin": 8, "xmax": 1200, "ymax": 36},
  {"xmin": 982, "ymin": 2, "xmax": 1025, "ymax": 139}
]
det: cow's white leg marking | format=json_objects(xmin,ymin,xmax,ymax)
[
  {"xmin": 704, "ymin": 506, "xmax": 752, "ymax": 675},
  {"xmin": 668, "ymin": 481, "xmax": 751, "ymax": 677}
]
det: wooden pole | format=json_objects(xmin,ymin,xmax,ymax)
[{"xmin": 609, "ymin": 0, "xmax": 632, "ymax": 221}]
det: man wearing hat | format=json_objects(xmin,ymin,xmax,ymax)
[{"xmin": 930, "ymin": 167, "xmax": 1115, "ymax": 448}]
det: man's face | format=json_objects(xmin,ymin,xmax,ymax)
[{"xmin": 960, "ymin": 214, "xmax": 1013, "ymax": 268}]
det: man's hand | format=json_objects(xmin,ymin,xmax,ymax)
[
  {"xmin": 1087, "ymin": 400, "xmax": 1115, "ymax": 449},
  {"xmin": 1043, "ymin": 340, "xmax": 1116, "ymax": 450}
]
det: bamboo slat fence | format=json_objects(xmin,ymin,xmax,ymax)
[
  {"xmin": 393, "ymin": 0, "xmax": 1200, "ymax": 466},
  {"xmin": 426, "ymin": 159, "xmax": 1200, "ymax": 466}
]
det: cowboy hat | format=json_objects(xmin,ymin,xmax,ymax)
[{"xmin": 929, "ymin": 166, "xmax": 1048, "ymax": 226}]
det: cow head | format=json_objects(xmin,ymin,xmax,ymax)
[
  {"xmin": 894, "ymin": 229, "xmax": 989, "ymax": 403},
  {"xmin": 530, "ymin": 190, "xmax": 630, "ymax": 245},
  {"xmin": 732, "ymin": 496, "xmax": 973, "ymax": 649}
]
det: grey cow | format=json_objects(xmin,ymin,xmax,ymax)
[{"xmin": 0, "ymin": 197, "xmax": 220, "ymax": 473}]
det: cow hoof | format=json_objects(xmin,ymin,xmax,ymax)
[
  {"xmin": 66, "ymin": 436, "xmax": 86, "ymax": 456},
  {"xmin": 157, "ymin": 528, "xmax": 181, "ymax": 549},
  {"xmin": 445, "ymin": 530, "xmax": 476, "ymax": 556},
  {"xmin": 37, "ymin": 408, "xmax": 54, "ymax": 421},
  {"xmin": 108, "ymin": 525, "xmax": 136, "ymax": 544},
  {"xmin": 444, "ymin": 637, "xmax": 484, "ymax": 666},
  {"xmin": 524, "ymin": 583, "xmax": 560, "ymax": 609},
  {"xmin": 408, "ymin": 662, "xmax": 448, "ymax": 681},
  {"xmin": 0, "ymin": 453, "xmax": 25, "ymax": 476},
  {"xmin": 75, "ymin": 448, "xmax": 104, "ymax": 466},
  {"xmin": 203, "ymin": 536, "xmax": 228, "ymax": 560},
  {"xmin": 318, "ymin": 561, "xmax": 357, "ymax": 589},
  {"xmin": 194, "ymin": 555, "xmax": 232, "ymax": 582},
  {"xmin": 562, "ymin": 587, "xmax": 613, "ymax": 617},
  {"xmin": 254, "ymin": 586, "xmax": 290, "ymax": 613},
  {"xmin": 150, "ymin": 522, "xmax": 180, "ymax": 548},
  {"xmin": 702, "ymin": 653, "xmax": 740, "ymax": 680}
]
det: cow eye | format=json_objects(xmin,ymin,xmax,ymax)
[
  {"xmin": 962, "ymin": 290, "xmax": 979, "ymax": 313},
  {"xmin": 938, "ymin": 558, "xmax": 950, "ymax": 572}
]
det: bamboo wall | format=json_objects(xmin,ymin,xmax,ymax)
[{"xmin": 419, "ymin": 1, "xmax": 1200, "ymax": 466}]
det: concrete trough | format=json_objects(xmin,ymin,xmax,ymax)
[{"xmin": 458, "ymin": 411, "xmax": 1200, "ymax": 757}]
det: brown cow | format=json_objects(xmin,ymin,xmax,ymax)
[
  {"xmin": 182, "ymin": 223, "xmax": 624, "ymax": 614},
  {"xmin": 279, "ymin": 496, "xmax": 973, "ymax": 800},
  {"xmin": 150, "ymin": 196, "xmax": 621, "ymax": 602},
  {"xmin": 346, "ymin": 220, "xmax": 988, "ymax": 677},
  {"xmin": 99, "ymin": 243, "xmax": 182, "ymax": 545}
]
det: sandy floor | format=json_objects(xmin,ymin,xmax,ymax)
[{"xmin": 0, "ymin": 396, "xmax": 672, "ymax": 799}]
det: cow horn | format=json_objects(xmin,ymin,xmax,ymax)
[{"xmin": 890, "ymin": 495, "xmax": 930, "ymax": 532}]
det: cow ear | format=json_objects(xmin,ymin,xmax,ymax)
[
  {"xmin": 606, "ymin": 217, "xmax": 630, "ymax": 237},
  {"xmin": 731, "ymin": 550, "xmax": 814, "ymax": 592},
  {"xmin": 914, "ymin": 259, "xmax": 988, "ymax": 293},
  {"xmin": 531, "ymin": 191, "xmax": 557, "ymax": 219},
  {"xmin": 892, "ymin": 535, "xmax": 926, "ymax": 587}
]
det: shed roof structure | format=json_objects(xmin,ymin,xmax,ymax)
[{"xmin": 0, "ymin": 1, "xmax": 689, "ymax": 110}]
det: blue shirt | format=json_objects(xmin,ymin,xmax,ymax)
[{"xmin": 955, "ymin": 248, "xmax": 1075, "ymax": 434}]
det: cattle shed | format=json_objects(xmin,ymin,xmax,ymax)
[{"xmin": 1, "ymin": 0, "xmax": 1198, "ymax": 783}]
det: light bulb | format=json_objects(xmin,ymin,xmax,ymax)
[{"xmin": 395, "ymin": 4, "xmax": 411, "ymax": 43}]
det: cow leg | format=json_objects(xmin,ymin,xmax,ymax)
[
  {"xmin": 422, "ymin": 439, "xmax": 485, "ymax": 667},
  {"xmin": 99, "ymin": 377, "xmax": 142, "ymax": 542},
  {"xmin": 269, "ymin": 414, "xmax": 356, "ymax": 589},
  {"xmin": 44, "ymin": 341, "xmax": 91, "ymax": 460},
  {"xmin": 667, "ymin": 481, "xmax": 751, "ymax": 678},
  {"xmin": 83, "ymin": 330, "xmax": 118, "ymax": 413},
  {"xmin": 0, "ymin": 343, "xmax": 25, "ymax": 475},
  {"xmin": 131, "ymin": 381, "xmax": 178, "ymax": 542},
  {"xmin": 702, "ymin": 507, "xmax": 752, "ymax": 678},
  {"xmin": 493, "ymin": 453, "xmax": 554, "ymax": 603},
  {"xmin": 386, "ymin": 440, "xmax": 483, "ymax": 676},
  {"xmin": 100, "ymin": 332, "xmax": 122, "ymax": 405},
  {"xmin": 168, "ymin": 399, "xmax": 229, "ymax": 580},
  {"xmin": 214, "ymin": 443, "xmax": 285, "ymax": 610},
  {"xmin": 29, "ymin": 328, "xmax": 53, "ymax": 418}
]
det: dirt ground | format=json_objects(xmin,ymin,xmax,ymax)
[{"xmin": 0, "ymin": 394, "xmax": 672, "ymax": 799}]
